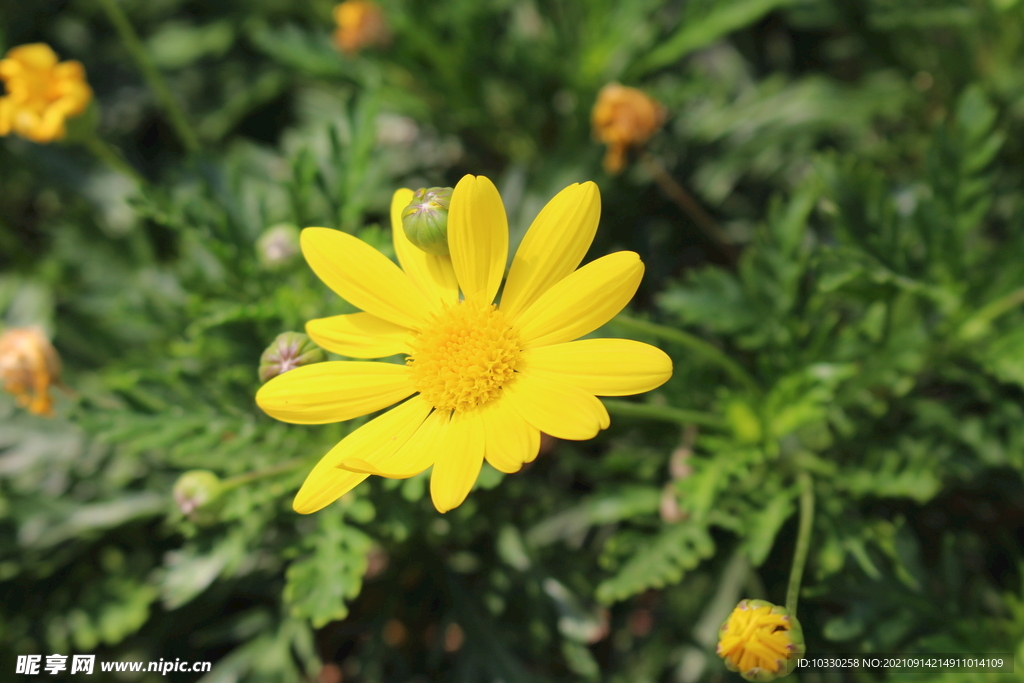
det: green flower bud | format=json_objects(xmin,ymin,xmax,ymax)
[
  {"xmin": 259, "ymin": 332, "xmax": 326, "ymax": 383},
  {"xmin": 401, "ymin": 187, "xmax": 453, "ymax": 255},
  {"xmin": 173, "ymin": 470, "xmax": 224, "ymax": 524},
  {"xmin": 257, "ymin": 223, "xmax": 301, "ymax": 269},
  {"xmin": 717, "ymin": 599, "xmax": 805, "ymax": 681}
]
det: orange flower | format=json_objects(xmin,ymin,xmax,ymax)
[
  {"xmin": 591, "ymin": 83, "xmax": 664, "ymax": 174},
  {"xmin": 0, "ymin": 327, "xmax": 63, "ymax": 416},
  {"xmin": 0, "ymin": 44, "xmax": 93, "ymax": 144},
  {"xmin": 332, "ymin": 1, "xmax": 390, "ymax": 55}
]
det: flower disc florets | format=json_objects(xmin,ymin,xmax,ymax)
[
  {"xmin": 717, "ymin": 599, "xmax": 805, "ymax": 682},
  {"xmin": 407, "ymin": 299, "xmax": 520, "ymax": 412}
]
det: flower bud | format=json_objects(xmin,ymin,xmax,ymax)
[
  {"xmin": 332, "ymin": 0, "xmax": 391, "ymax": 56},
  {"xmin": 258, "ymin": 332, "xmax": 326, "ymax": 383},
  {"xmin": 401, "ymin": 187, "xmax": 453, "ymax": 256},
  {"xmin": 173, "ymin": 470, "xmax": 224, "ymax": 522},
  {"xmin": 717, "ymin": 599, "xmax": 805, "ymax": 681},
  {"xmin": 591, "ymin": 83, "xmax": 664, "ymax": 174},
  {"xmin": 256, "ymin": 223, "xmax": 300, "ymax": 269},
  {"xmin": 0, "ymin": 326, "xmax": 62, "ymax": 416},
  {"xmin": 0, "ymin": 43, "xmax": 93, "ymax": 143}
]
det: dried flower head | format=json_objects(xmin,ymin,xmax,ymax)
[
  {"xmin": 333, "ymin": 1, "xmax": 391, "ymax": 55},
  {"xmin": 0, "ymin": 326, "xmax": 63, "ymax": 416},
  {"xmin": 0, "ymin": 44, "xmax": 93, "ymax": 143},
  {"xmin": 717, "ymin": 599, "xmax": 806, "ymax": 682},
  {"xmin": 591, "ymin": 83, "xmax": 664, "ymax": 174}
]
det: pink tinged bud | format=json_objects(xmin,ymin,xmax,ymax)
[
  {"xmin": 258, "ymin": 332, "xmax": 326, "ymax": 383},
  {"xmin": 173, "ymin": 470, "xmax": 223, "ymax": 516}
]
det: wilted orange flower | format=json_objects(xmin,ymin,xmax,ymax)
[
  {"xmin": 591, "ymin": 83, "xmax": 664, "ymax": 174},
  {"xmin": 0, "ymin": 44, "xmax": 93, "ymax": 144},
  {"xmin": 0, "ymin": 327, "xmax": 63, "ymax": 416},
  {"xmin": 333, "ymin": 0, "xmax": 391, "ymax": 55}
]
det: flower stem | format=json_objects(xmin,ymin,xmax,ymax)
[
  {"xmin": 641, "ymin": 153, "xmax": 738, "ymax": 263},
  {"xmin": 80, "ymin": 132, "xmax": 145, "ymax": 185},
  {"xmin": 785, "ymin": 472, "xmax": 815, "ymax": 618},
  {"xmin": 94, "ymin": 0, "xmax": 201, "ymax": 154},
  {"xmin": 612, "ymin": 314, "xmax": 760, "ymax": 394},
  {"xmin": 603, "ymin": 399, "xmax": 726, "ymax": 428},
  {"xmin": 221, "ymin": 457, "xmax": 308, "ymax": 491}
]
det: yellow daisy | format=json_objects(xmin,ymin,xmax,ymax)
[{"xmin": 257, "ymin": 175, "xmax": 673, "ymax": 514}]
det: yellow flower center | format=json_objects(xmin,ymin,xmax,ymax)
[
  {"xmin": 718, "ymin": 602, "xmax": 793, "ymax": 675},
  {"xmin": 408, "ymin": 299, "xmax": 520, "ymax": 412}
]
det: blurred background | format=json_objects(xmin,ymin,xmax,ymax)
[{"xmin": 3, "ymin": 0, "xmax": 1024, "ymax": 681}]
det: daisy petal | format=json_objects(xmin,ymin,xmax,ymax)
[
  {"xmin": 306, "ymin": 312, "xmax": 412, "ymax": 358},
  {"xmin": 340, "ymin": 408, "xmax": 450, "ymax": 478},
  {"xmin": 301, "ymin": 227, "xmax": 431, "ymax": 328},
  {"xmin": 520, "ymin": 339, "xmax": 672, "ymax": 396},
  {"xmin": 429, "ymin": 409, "xmax": 485, "ymax": 513},
  {"xmin": 516, "ymin": 251, "xmax": 644, "ymax": 348},
  {"xmin": 479, "ymin": 399, "xmax": 540, "ymax": 474},
  {"xmin": 391, "ymin": 188, "xmax": 460, "ymax": 310},
  {"xmin": 293, "ymin": 396, "xmax": 432, "ymax": 514},
  {"xmin": 256, "ymin": 361, "xmax": 415, "ymax": 424},
  {"xmin": 503, "ymin": 373, "xmax": 610, "ymax": 440},
  {"xmin": 502, "ymin": 182, "xmax": 601, "ymax": 319},
  {"xmin": 448, "ymin": 175, "xmax": 508, "ymax": 303}
]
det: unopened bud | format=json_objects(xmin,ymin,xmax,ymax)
[
  {"xmin": 0, "ymin": 326, "xmax": 63, "ymax": 416},
  {"xmin": 258, "ymin": 332, "xmax": 326, "ymax": 383},
  {"xmin": 257, "ymin": 223, "xmax": 300, "ymax": 269},
  {"xmin": 173, "ymin": 470, "xmax": 224, "ymax": 522},
  {"xmin": 401, "ymin": 187, "xmax": 453, "ymax": 255},
  {"xmin": 717, "ymin": 599, "xmax": 805, "ymax": 681}
]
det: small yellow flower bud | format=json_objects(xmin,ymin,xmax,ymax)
[
  {"xmin": 258, "ymin": 332, "xmax": 326, "ymax": 383},
  {"xmin": 332, "ymin": 0, "xmax": 391, "ymax": 56},
  {"xmin": 591, "ymin": 83, "xmax": 665, "ymax": 174},
  {"xmin": 717, "ymin": 599, "xmax": 805, "ymax": 681},
  {"xmin": 0, "ymin": 44, "xmax": 93, "ymax": 143},
  {"xmin": 401, "ymin": 187, "xmax": 454, "ymax": 256},
  {"xmin": 173, "ymin": 470, "xmax": 224, "ymax": 524},
  {"xmin": 257, "ymin": 223, "xmax": 301, "ymax": 269},
  {"xmin": 0, "ymin": 326, "xmax": 63, "ymax": 416}
]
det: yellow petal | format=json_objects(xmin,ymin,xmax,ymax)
[
  {"xmin": 448, "ymin": 175, "xmax": 508, "ymax": 303},
  {"xmin": 293, "ymin": 397, "xmax": 432, "ymax": 514},
  {"xmin": 429, "ymin": 409, "xmax": 485, "ymax": 513},
  {"xmin": 256, "ymin": 361, "xmax": 414, "ymax": 424},
  {"xmin": 479, "ymin": 399, "xmax": 540, "ymax": 474},
  {"xmin": 306, "ymin": 312, "xmax": 412, "ymax": 358},
  {"xmin": 340, "ymin": 407, "xmax": 450, "ymax": 478},
  {"xmin": 301, "ymin": 227, "xmax": 431, "ymax": 328},
  {"xmin": 501, "ymin": 182, "xmax": 601, "ymax": 320},
  {"xmin": 503, "ymin": 373, "xmax": 610, "ymax": 440},
  {"xmin": 391, "ymin": 188, "xmax": 460, "ymax": 310},
  {"xmin": 516, "ymin": 251, "xmax": 644, "ymax": 348},
  {"xmin": 519, "ymin": 339, "xmax": 672, "ymax": 396}
]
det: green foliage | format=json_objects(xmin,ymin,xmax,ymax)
[{"xmin": 4, "ymin": 0, "xmax": 1024, "ymax": 681}]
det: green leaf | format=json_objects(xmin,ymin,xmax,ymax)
[
  {"xmin": 743, "ymin": 491, "xmax": 795, "ymax": 566},
  {"xmin": 596, "ymin": 522, "xmax": 715, "ymax": 604},
  {"xmin": 632, "ymin": 0, "xmax": 802, "ymax": 76},
  {"xmin": 283, "ymin": 509, "xmax": 372, "ymax": 628}
]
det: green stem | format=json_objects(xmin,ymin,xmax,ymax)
[
  {"xmin": 221, "ymin": 457, "xmax": 308, "ymax": 491},
  {"xmin": 80, "ymin": 132, "xmax": 145, "ymax": 185},
  {"xmin": 958, "ymin": 285, "xmax": 1024, "ymax": 341},
  {"xmin": 785, "ymin": 472, "xmax": 815, "ymax": 618},
  {"xmin": 603, "ymin": 399, "xmax": 727, "ymax": 428},
  {"xmin": 612, "ymin": 314, "xmax": 760, "ymax": 394},
  {"xmin": 94, "ymin": 0, "xmax": 201, "ymax": 154}
]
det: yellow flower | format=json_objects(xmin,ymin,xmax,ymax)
[
  {"xmin": 257, "ymin": 175, "xmax": 673, "ymax": 514},
  {"xmin": 332, "ymin": 0, "xmax": 390, "ymax": 55},
  {"xmin": 591, "ymin": 83, "xmax": 665, "ymax": 174},
  {"xmin": 0, "ymin": 44, "xmax": 93, "ymax": 143},
  {"xmin": 0, "ymin": 327, "xmax": 63, "ymax": 417},
  {"xmin": 717, "ymin": 599, "xmax": 805, "ymax": 682}
]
